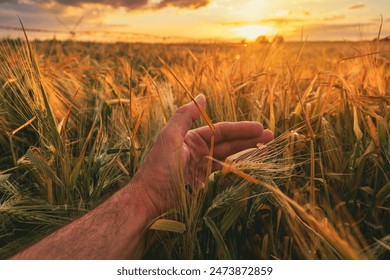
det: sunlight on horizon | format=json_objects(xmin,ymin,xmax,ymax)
[{"xmin": 231, "ymin": 24, "xmax": 275, "ymax": 41}]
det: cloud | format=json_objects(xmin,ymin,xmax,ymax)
[
  {"xmin": 222, "ymin": 17, "xmax": 304, "ymax": 27},
  {"xmin": 16, "ymin": 0, "xmax": 210, "ymax": 10},
  {"xmin": 154, "ymin": 0, "xmax": 210, "ymax": 9},
  {"xmin": 300, "ymin": 22, "xmax": 377, "ymax": 40},
  {"xmin": 349, "ymin": 4, "xmax": 365, "ymax": 10},
  {"xmin": 308, "ymin": 23, "xmax": 368, "ymax": 30},
  {"xmin": 288, "ymin": 10, "xmax": 310, "ymax": 16},
  {"xmin": 56, "ymin": 0, "xmax": 148, "ymax": 9},
  {"xmin": 261, "ymin": 17, "xmax": 304, "ymax": 25},
  {"xmin": 221, "ymin": 21, "xmax": 250, "ymax": 27},
  {"xmin": 324, "ymin": 15, "xmax": 345, "ymax": 21}
]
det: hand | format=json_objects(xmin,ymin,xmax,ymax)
[{"xmin": 133, "ymin": 94, "xmax": 274, "ymax": 218}]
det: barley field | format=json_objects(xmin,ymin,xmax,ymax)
[{"xmin": 0, "ymin": 36, "xmax": 389, "ymax": 259}]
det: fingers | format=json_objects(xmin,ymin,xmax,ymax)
[
  {"xmin": 259, "ymin": 129, "xmax": 274, "ymax": 144},
  {"xmin": 194, "ymin": 121, "xmax": 264, "ymax": 144},
  {"xmin": 167, "ymin": 94, "xmax": 206, "ymax": 137},
  {"xmin": 213, "ymin": 129, "xmax": 274, "ymax": 160}
]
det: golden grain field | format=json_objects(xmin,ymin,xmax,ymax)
[{"xmin": 0, "ymin": 37, "xmax": 389, "ymax": 259}]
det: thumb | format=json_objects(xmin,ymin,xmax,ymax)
[{"xmin": 168, "ymin": 94, "xmax": 206, "ymax": 137}]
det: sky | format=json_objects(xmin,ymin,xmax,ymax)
[{"xmin": 0, "ymin": 0, "xmax": 389, "ymax": 42}]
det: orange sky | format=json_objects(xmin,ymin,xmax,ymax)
[{"xmin": 0, "ymin": 0, "xmax": 388, "ymax": 42}]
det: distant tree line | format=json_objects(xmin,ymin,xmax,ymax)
[{"xmin": 255, "ymin": 35, "xmax": 284, "ymax": 44}]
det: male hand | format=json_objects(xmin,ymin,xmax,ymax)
[{"xmin": 133, "ymin": 94, "xmax": 274, "ymax": 218}]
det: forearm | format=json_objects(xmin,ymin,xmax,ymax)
[{"xmin": 11, "ymin": 180, "xmax": 152, "ymax": 260}]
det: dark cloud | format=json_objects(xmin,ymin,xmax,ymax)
[
  {"xmin": 48, "ymin": 0, "xmax": 149, "ymax": 9},
  {"xmin": 0, "ymin": 0, "xmax": 148, "ymax": 10},
  {"xmin": 60, "ymin": 0, "xmax": 148, "ymax": 9},
  {"xmin": 30, "ymin": 0, "xmax": 210, "ymax": 10},
  {"xmin": 349, "ymin": 4, "xmax": 365, "ymax": 10},
  {"xmin": 155, "ymin": 0, "xmax": 210, "ymax": 9}
]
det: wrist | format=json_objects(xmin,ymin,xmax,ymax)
[{"xmin": 124, "ymin": 171, "xmax": 160, "ymax": 222}]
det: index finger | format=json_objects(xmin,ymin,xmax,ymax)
[
  {"xmin": 167, "ymin": 94, "xmax": 206, "ymax": 137},
  {"xmin": 193, "ymin": 121, "xmax": 264, "ymax": 145}
]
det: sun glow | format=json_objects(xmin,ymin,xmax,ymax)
[{"xmin": 232, "ymin": 24, "xmax": 275, "ymax": 40}]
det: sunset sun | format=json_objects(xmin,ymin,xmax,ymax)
[{"xmin": 232, "ymin": 24, "xmax": 275, "ymax": 40}]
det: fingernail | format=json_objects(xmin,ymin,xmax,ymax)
[{"xmin": 195, "ymin": 94, "xmax": 205, "ymax": 102}]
